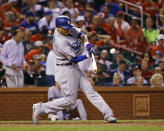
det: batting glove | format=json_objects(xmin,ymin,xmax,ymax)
[{"xmin": 85, "ymin": 43, "xmax": 95, "ymax": 56}]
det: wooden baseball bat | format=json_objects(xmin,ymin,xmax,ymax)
[{"xmin": 91, "ymin": 53, "xmax": 97, "ymax": 73}]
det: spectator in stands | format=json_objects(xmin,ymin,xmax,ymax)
[
  {"xmin": 61, "ymin": 0, "xmax": 79, "ymax": 19},
  {"xmin": 83, "ymin": 3, "xmax": 97, "ymax": 17},
  {"xmin": 38, "ymin": 10, "xmax": 55, "ymax": 30},
  {"xmin": 151, "ymin": 34, "xmax": 164, "ymax": 57},
  {"xmin": 3, "ymin": 11, "xmax": 18, "ymax": 32},
  {"xmin": 114, "ymin": 11, "xmax": 130, "ymax": 45},
  {"xmin": 159, "ymin": 3, "xmax": 164, "ymax": 31},
  {"xmin": 19, "ymin": 12, "xmax": 39, "ymax": 34},
  {"xmin": 46, "ymin": 0, "xmax": 61, "ymax": 16},
  {"xmin": 93, "ymin": 63, "xmax": 110, "ymax": 86},
  {"xmin": 32, "ymin": 54, "xmax": 45, "ymax": 78},
  {"xmin": 24, "ymin": 54, "xmax": 46, "ymax": 87},
  {"xmin": 107, "ymin": 17, "xmax": 117, "ymax": 43},
  {"xmin": 0, "ymin": 26, "xmax": 25, "ymax": 87},
  {"xmin": 75, "ymin": 15, "xmax": 85, "ymax": 30},
  {"xmin": 99, "ymin": 49, "xmax": 112, "ymax": 71},
  {"xmin": 25, "ymin": 40, "xmax": 44, "ymax": 63},
  {"xmin": 125, "ymin": 17, "xmax": 145, "ymax": 52},
  {"xmin": 159, "ymin": 60, "xmax": 164, "ymax": 77},
  {"xmin": 23, "ymin": 61, "xmax": 35, "ymax": 86},
  {"xmin": 83, "ymin": 10, "xmax": 93, "ymax": 26},
  {"xmin": 153, "ymin": 66, "xmax": 162, "ymax": 75},
  {"xmin": 30, "ymin": 25, "xmax": 48, "ymax": 42},
  {"xmin": 88, "ymin": 32, "xmax": 111, "ymax": 47},
  {"xmin": 111, "ymin": 52, "xmax": 132, "ymax": 69},
  {"xmin": 150, "ymin": 73, "xmax": 164, "ymax": 87},
  {"xmin": 141, "ymin": 59, "xmax": 152, "ymax": 81},
  {"xmin": 99, "ymin": 0, "xmax": 122, "ymax": 17},
  {"xmin": 111, "ymin": 73, "xmax": 122, "ymax": 86},
  {"xmin": 89, "ymin": 15, "xmax": 109, "ymax": 35},
  {"xmin": 98, "ymin": 5, "xmax": 112, "ymax": 23},
  {"xmin": 22, "ymin": 29, "xmax": 34, "ymax": 55},
  {"xmin": 140, "ymin": 51, "xmax": 154, "ymax": 67},
  {"xmin": 142, "ymin": 17, "xmax": 159, "ymax": 45},
  {"xmin": 127, "ymin": 65, "xmax": 148, "ymax": 85},
  {"xmin": 133, "ymin": 76, "xmax": 146, "ymax": 86},
  {"xmin": 0, "ymin": 0, "xmax": 25, "ymax": 22},
  {"xmin": 153, "ymin": 51, "xmax": 163, "ymax": 66},
  {"xmin": 109, "ymin": 60, "xmax": 130, "ymax": 85},
  {"xmin": 142, "ymin": 0, "xmax": 159, "ymax": 18},
  {"xmin": 22, "ymin": 0, "xmax": 44, "ymax": 20},
  {"xmin": 0, "ymin": 20, "xmax": 10, "ymax": 44}
]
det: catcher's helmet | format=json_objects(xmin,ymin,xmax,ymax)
[{"xmin": 56, "ymin": 16, "xmax": 73, "ymax": 29}]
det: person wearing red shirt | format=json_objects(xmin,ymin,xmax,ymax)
[
  {"xmin": 151, "ymin": 34, "xmax": 164, "ymax": 57},
  {"xmin": 3, "ymin": 11, "xmax": 18, "ymax": 31},
  {"xmin": 107, "ymin": 17, "xmax": 117, "ymax": 43},
  {"xmin": 0, "ymin": 0, "xmax": 24, "ymax": 22},
  {"xmin": 30, "ymin": 26, "xmax": 48, "ymax": 42},
  {"xmin": 88, "ymin": 15, "xmax": 109, "ymax": 35},
  {"xmin": 89, "ymin": 33, "xmax": 105, "ymax": 47},
  {"xmin": 142, "ymin": 0, "xmax": 159, "ymax": 17},
  {"xmin": 141, "ymin": 59, "xmax": 152, "ymax": 82},
  {"xmin": 125, "ymin": 17, "xmax": 145, "ymax": 52},
  {"xmin": 25, "ymin": 41, "xmax": 44, "ymax": 63},
  {"xmin": 115, "ymin": 11, "xmax": 130, "ymax": 46}
]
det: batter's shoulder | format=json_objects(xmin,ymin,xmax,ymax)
[{"xmin": 55, "ymin": 36, "xmax": 71, "ymax": 48}]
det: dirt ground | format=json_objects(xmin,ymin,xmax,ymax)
[{"xmin": 0, "ymin": 121, "xmax": 164, "ymax": 127}]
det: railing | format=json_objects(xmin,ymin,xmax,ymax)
[
  {"xmin": 118, "ymin": 0, "xmax": 143, "ymax": 27},
  {"xmin": 118, "ymin": 0, "xmax": 164, "ymax": 30}
]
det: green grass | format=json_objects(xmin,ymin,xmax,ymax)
[
  {"xmin": 0, "ymin": 120, "xmax": 164, "ymax": 131},
  {"xmin": 0, "ymin": 125, "xmax": 164, "ymax": 131}
]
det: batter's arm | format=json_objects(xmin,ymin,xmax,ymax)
[{"xmin": 71, "ymin": 55, "xmax": 89, "ymax": 63}]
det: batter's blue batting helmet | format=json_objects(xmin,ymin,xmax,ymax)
[{"xmin": 56, "ymin": 16, "xmax": 73, "ymax": 29}]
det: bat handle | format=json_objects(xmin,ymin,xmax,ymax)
[{"xmin": 91, "ymin": 53, "xmax": 97, "ymax": 73}]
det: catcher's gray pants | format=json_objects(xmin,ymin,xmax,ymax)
[
  {"xmin": 56, "ymin": 99, "xmax": 87, "ymax": 120},
  {"xmin": 4, "ymin": 66, "xmax": 24, "ymax": 88},
  {"xmin": 42, "ymin": 64, "xmax": 114, "ymax": 120}
]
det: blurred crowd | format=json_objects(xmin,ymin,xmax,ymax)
[{"xmin": 0, "ymin": 0, "xmax": 164, "ymax": 88}]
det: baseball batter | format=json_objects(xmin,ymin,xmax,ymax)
[{"xmin": 32, "ymin": 15, "xmax": 117, "ymax": 124}]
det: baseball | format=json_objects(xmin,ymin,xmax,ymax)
[{"xmin": 110, "ymin": 48, "xmax": 116, "ymax": 54}]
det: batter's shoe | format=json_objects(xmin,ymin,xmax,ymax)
[
  {"xmin": 32, "ymin": 102, "xmax": 42, "ymax": 124},
  {"xmin": 104, "ymin": 116, "xmax": 117, "ymax": 123}
]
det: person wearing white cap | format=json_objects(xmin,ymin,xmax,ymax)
[
  {"xmin": 25, "ymin": 41, "xmax": 44, "ymax": 63},
  {"xmin": 75, "ymin": 16, "xmax": 85, "ymax": 29},
  {"xmin": 151, "ymin": 34, "xmax": 164, "ymax": 57}
]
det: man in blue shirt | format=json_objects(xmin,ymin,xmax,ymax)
[
  {"xmin": 20, "ymin": 12, "xmax": 39, "ymax": 34},
  {"xmin": 99, "ymin": 0, "xmax": 122, "ymax": 17}
]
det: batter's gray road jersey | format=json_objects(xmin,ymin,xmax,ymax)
[
  {"xmin": 48, "ymin": 86, "xmax": 64, "ymax": 100},
  {"xmin": 69, "ymin": 26, "xmax": 81, "ymax": 38},
  {"xmin": 53, "ymin": 26, "xmax": 84, "ymax": 65}
]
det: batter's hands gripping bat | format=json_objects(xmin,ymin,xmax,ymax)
[{"xmin": 91, "ymin": 53, "xmax": 97, "ymax": 73}]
